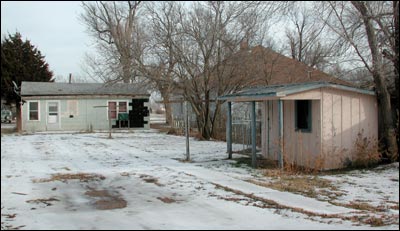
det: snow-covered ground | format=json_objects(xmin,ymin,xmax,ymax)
[{"xmin": 1, "ymin": 130, "xmax": 398, "ymax": 230}]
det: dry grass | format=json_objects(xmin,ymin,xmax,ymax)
[
  {"xmin": 388, "ymin": 203, "xmax": 399, "ymax": 210},
  {"xmin": 330, "ymin": 200, "xmax": 392, "ymax": 213},
  {"xmin": 247, "ymin": 175, "xmax": 340, "ymax": 199},
  {"xmin": 26, "ymin": 197, "xmax": 60, "ymax": 206},
  {"xmin": 139, "ymin": 174, "xmax": 164, "ymax": 187},
  {"xmin": 213, "ymin": 182, "xmax": 398, "ymax": 227},
  {"xmin": 85, "ymin": 189, "xmax": 127, "ymax": 210},
  {"xmin": 1, "ymin": 127, "xmax": 16, "ymax": 135},
  {"xmin": 364, "ymin": 216, "xmax": 385, "ymax": 227},
  {"xmin": 1, "ymin": 209, "xmax": 26, "ymax": 230},
  {"xmin": 85, "ymin": 189, "xmax": 110, "ymax": 197},
  {"xmin": 94, "ymin": 198, "xmax": 127, "ymax": 210},
  {"xmin": 32, "ymin": 173, "xmax": 105, "ymax": 183},
  {"xmin": 352, "ymin": 131, "xmax": 381, "ymax": 168},
  {"xmin": 1, "ymin": 213, "xmax": 16, "ymax": 219},
  {"xmin": 157, "ymin": 197, "xmax": 176, "ymax": 204}
]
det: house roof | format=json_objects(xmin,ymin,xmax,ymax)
[
  {"xmin": 214, "ymin": 45, "xmax": 352, "ymax": 87},
  {"xmin": 219, "ymin": 81, "xmax": 375, "ymax": 102},
  {"xmin": 21, "ymin": 81, "xmax": 150, "ymax": 97}
]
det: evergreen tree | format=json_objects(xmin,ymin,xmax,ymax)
[
  {"xmin": 1, "ymin": 32, "xmax": 53, "ymax": 130},
  {"xmin": 1, "ymin": 32, "xmax": 54, "ymax": 101}
]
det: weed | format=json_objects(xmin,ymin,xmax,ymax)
[
  {"xmin": 32, "ymin": 173, "xmax": 105, "ymax": 183},
  {"xmin": 352, "ymin": 130, "xmax": 381, "ymax": 168}
]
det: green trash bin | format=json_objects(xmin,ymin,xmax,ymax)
[{"xmin": 118, "ymin": 113, "xmax": 129, "ymax": 121}]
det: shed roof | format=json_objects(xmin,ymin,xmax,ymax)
[
  {"xmin": 219, "ymin": 81, "xmax": 375, "ymax": 102},
  {"xmin": 21, "ymin": 81, "xmax": 150, "ymax": 97}
]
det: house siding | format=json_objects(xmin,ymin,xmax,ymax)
[{"xmin": 22, "ymin": 97, "xmax": 150, "ymax": 132}]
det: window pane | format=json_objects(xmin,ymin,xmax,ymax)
[
  {"xmin": 119, "ymin": 102, "xmax": 127, "ymax": 112},
  {"xmin": 49, "ymin": 106, "xmax": 58, "ymax": 113},
  {"xmin": 29, "ymin": 102, "xmax": 39, "ymax": 120},
  {"xmin": 109, "ymin": 102, "xmax": 116, "ymax": 110},
  {"xmin": 108, "ymin": 102, "xmax": 117, "ymax": 119},
  {"xmin": 30, "ymin": 111, "xmax": 38, "ymax": 120},
  {"xmin": 30, "ymin": 102, "xmax": 38, "ymax": 110}
]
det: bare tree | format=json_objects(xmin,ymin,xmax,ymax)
[
  {"xmin": 160, "ymin": 1, "xmax": 290, "ymax": 140},
  {"xmin": 138, "ymin": 1, "xmax": 182, "ymax": 126},
  {"xmin": 168, "ymin": 1, "xmax": 273, "ymax": 140},
  {"xmin": 321, "ymin": 1, "xmax": 398, "ymax": 160},
  {"xmin": 285, "ymin": 2, "xmax": 345, "ymax": 71},
  {"xmin": 80, "ymin": 1, "xmax": 143, "ymax": 84}
]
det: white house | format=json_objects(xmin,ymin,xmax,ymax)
[{"xmin": 20, "ymin": 81, "xmax": 150, "ymax": 132}]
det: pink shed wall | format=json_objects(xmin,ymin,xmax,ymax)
[
  {"xmin": 261, "ymin": 96, "xmax": 321, "ymax": 169},
  {"xmin": 260, "ymin": 87, "xmax": 377, "ymax": 170},
  {"xmin": 320, "ymin": 88, "xmax": 378, "ymax": 169}
]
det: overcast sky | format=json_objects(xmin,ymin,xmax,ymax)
[
  {"xmin": 1, "ymin": 1, "xmax": 289, "ymax": 84},
  {"xmin": 1, "ymin": 1, "xmax": 95, "ymax": 82}
]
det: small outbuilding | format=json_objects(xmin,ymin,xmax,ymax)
[
  {"xmin": 20, "ymin": 81, "xmax": 150, "ymax": 133},
  {"xmin": 220, "ymin": 81, "xmax": 378, "ymax": 170}
]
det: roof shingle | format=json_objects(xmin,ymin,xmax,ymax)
[{"xmin": 21, "ymin": 82, "xmax": 149, "ymax": 96}]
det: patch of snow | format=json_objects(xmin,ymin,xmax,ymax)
[{"xmin": 1, "ymin": 132, "xmax": 398, "ymax": 230}]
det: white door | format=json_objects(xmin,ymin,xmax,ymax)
[{"xmin": 47, "ymin": 101, "xmax": 60, "ymax": 130}]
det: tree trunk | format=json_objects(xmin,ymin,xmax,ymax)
[
  {"xmin": 210, "ymin": 102, "xmax": 223, "ymax": 139},
  {"xmin": 351, "ymin": 1, "xmax": 398, "ymax": 160},
  {"xmin": 199, "ymin": 115, "xmax": 212, "ymax": 140},
  {"xmin": 394, "ymin": 0, "xmax": 399, "ymax": 160},
  {"xmin": 122, "ymin": 59, "xmax": 131, "ymax": 83},
  {"xmin": 192, "ymin": 100, "xmax": 212, "ymax": 140},
  {"xmin": 160, "ymin": 89, "xmax": 173, "ymax": 125},
  {"xmin": 374, "ymin": 73, "xmax": 398, "ymax": 160},
  {"xmin": 15, "ymin": 99, "xmax": 22, "ymax": 133}
]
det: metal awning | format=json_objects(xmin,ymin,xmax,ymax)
[{"xmin": 219, "ymin": 81, "xmax": 374, "ymax": 102}]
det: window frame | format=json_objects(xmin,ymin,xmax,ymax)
[
  {"xmin": 28, "ymin": 101, "xmax": 40, "ymax": 121},
  {"xmin": 107, "ymin": 100, "xmax": 129, "ymax": 120},
  {"xmin": 295, "ymin": 100, "xmax": 312, "ymax": 133}
]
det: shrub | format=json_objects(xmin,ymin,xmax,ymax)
[{"xmin": 352, "ymin": 130, "xmax": 381, "ymax": 168}]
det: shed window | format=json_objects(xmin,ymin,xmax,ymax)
[
  {"xmin": 295, "ymin": 100, "xmax": 311, "ymax": 132},
  {"xmin": 28, "ymin": 101, "xmax": 39, "ymax": 121}
]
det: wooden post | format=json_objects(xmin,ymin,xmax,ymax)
[
  {"xmin": 108, "ymin": 106, "xmax": 112, "ymax": 139},
  {"xmin": 185, "ymin": 101, "xmax": 190, "ymax": 161},
  {"xmin": 251, "ymin": 101, "xmax": 257, "ymax": 168},
  {"xmin": 227, "ymin": 101, "xmax": 232, "ymax": 159},
  {"xmin": 278, "ymin": 99, "xmax": 283, "ymax": 169}
]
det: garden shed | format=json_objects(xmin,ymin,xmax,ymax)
[
  {"xmin": 20, "ymin": 81, "xmax": 150, "ymax": 133},
  {"xmin": 220, "ymin": 81, "xmax": 378, "ymax": 170}
]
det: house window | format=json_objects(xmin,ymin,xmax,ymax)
[
  {"xmin": 119, "ymin": 102, "xmax": 127, "ymax": 113},
  {"xmin": 295, "ymin": 100, "xmax": 311, "ymax": 132},
  {"xmin": 28, "ymin": 101, "xmax": 39, "ymax": 121},
  {"xmin": 108, "ymin": 101, "xmax": 128, "ymax": 119},
  {"xmin": 108, "ymin": 102, "xmax": 117, "ymax": 119},
  {"xmin": 67, "ymin": 100, "xmax": 78, "ymax": 116}
]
